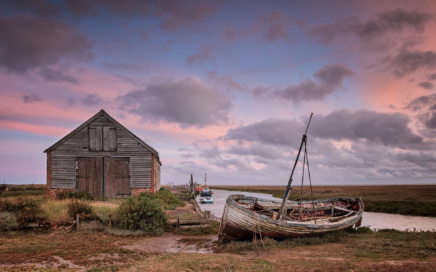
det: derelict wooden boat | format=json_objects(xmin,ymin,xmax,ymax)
[
  {"xmin": 218, "ymin": 113, "xmax": 364, "ymax": 242},
  {"xmin": 218, "ymin": 194, "xmax": 363, "ymax": 242}
]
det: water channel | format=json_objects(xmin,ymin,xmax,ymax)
[{"xmin": 197, "ymin": 189, "xmax": 436, "ymax": 232}]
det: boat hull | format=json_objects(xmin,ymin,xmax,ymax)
[
  {"xmin": 219, "ymin": 195, "xmax": 363, "ymax": 242},
  {"xmin": 200, "ymin": 197, "xmax": 214, "ymax": 203}
]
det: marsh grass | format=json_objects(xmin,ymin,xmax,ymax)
[
  {"xmin": 90, "ymin": 202, "xmax": 119, "ymax": 224},
  {"xmin": 218, "ymin": 228, "xmax": 436, "ymax": 261},
  {"xmin": 40, "ymin": 200, "xmax": 120, "ymax": 224},
  {"xmin": 351, "ymin": 229, "xmax": 436, "ymax": 259},
  {"xmin": 40, "ymin": 200, "xmax": 70, "ymax": 224},
  {"xmin": 153, "ymin": 252, "xmax": 277, "ymax": 272},
  {"xmin": 219, "ymin": 230, "xmax": 349, "ymax": 254}
]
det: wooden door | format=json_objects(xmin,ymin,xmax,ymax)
[
  {"xmin": 104, "ymin": 158, "xmax": 130, "ymax": 198},
  {"xmin": 77, "ymin": 158, "xmax": 103, "ymax": 197}
]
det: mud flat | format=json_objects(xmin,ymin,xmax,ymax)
[{"xmin": 0, "ymin": 227, "xmax": 435, "ymax": 271}]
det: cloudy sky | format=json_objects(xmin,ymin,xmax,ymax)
[{"xmin": 1, "ymin": 0, "xmax": 436, "ymax": 186}]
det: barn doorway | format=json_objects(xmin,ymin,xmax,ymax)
[{"xmin": 77, "ymin": 157, "xmax": 130, "ymax": 198}]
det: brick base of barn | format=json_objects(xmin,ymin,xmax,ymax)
[
  {"xmin": 46, "ymin": 188, "xmax": 76, "ymax": 199},
  {"xmin": 131, "ymin": 188, "xmax": 155, "ymax": 196}
]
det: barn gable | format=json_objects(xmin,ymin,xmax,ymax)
[{"xmin": 44, "ymin": 109, "xmax": 161, "ymax": 198}]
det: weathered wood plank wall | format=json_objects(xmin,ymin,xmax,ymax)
[{"xmin": 50, "ymin": 115, "xmax": 153, "ymax": 189}]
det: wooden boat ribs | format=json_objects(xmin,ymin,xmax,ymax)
[{"xmin": 218, "ymin": 195, "xmax": 363, "ymax": 242}]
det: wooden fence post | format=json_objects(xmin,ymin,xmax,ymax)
[
  {"xmin": 76, "ymin": 214, "xmax": 80, "ymax": 230},
  {"xmin": 177, "ymin": 213, "xmax": 180, "ymax": 228}
]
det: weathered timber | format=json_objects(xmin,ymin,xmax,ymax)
[
  {"xmin": 44, "ymin": 109, "xmax": 162, "ymax": 197},
  {"xmin": 219, "ymin": 195, "xmax": 363, "ymax": 242}
]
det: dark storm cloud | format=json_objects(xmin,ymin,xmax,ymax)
[
  {"xmin": 272, "ymin": 64, "xmax": 353, "ymax": 103},
  {"xmin": 310, "ymin": 109, "xmax": 423, "ymax": 148},
  {"xmin": 405, "ymin": 94, "xmax": 436, "ymax": 112},
  {"xmin": 4, "ymin": 0, "xmax": 215, "ymax": 31},
  {"xmin": 39, "ymin": 67, "xmax": 79, "ymax": 84},
  {"xmin": 119, "ymin": 78, "xmax": 231, "ymax": 128},
  {"xmin": 69, "ymin": 0, "xmax": 215, "ymax": 31},
  {"xmin": 23, "ymin": 94, "xmax": 42, "ymax": 103},
  {"xmin": 65, "ymin": 0, "xmax": 97, "ymax": 17},
  {"xmin": 405, "ymin": 94, "xmax": 436, "ymax": 131},
  {"xmin": 263, "ymin": 11, "xmax": 290, "ymax": 42},
  {"xmin": 0, "ymin": 15, "xmax": 93, "ymax": 73},
  {"xmin": 102, "ymin": 62, "xmax": 148, "ymax": 73},
  {"xmin": 199, "ymin": 146, "xmax": 221, "ymax": 159},
  {"xmin": 225, "ymin": 119, "xmax": 304, "ymax": 147},
  {"xmin": 397, "ymin": 152, "xmax": 436, "ymax": 169},
  {"xmin": 228, "ymin": 145, "xmax": 283, "ymax": 160},
  {"xmin": 212, "ymin": 158, "xmax": 252, "ymax": 170},
  {"xmin": 428, "ymin": 73, "xmax": 436, "ymax": 81},
  {"xmin": 418, "ymin": 82, "xmax": 434, "ymax": 90},
  {"xmin": 198, "ymin": 146, "xmax": 252, "ymax": 169},
  {"xmin": 424, "ymin": 112, "xmax": 436, "ymax": 129},
  {"xmin": 81, "ymin": 94, "xmax": 102, "ymax": 106},
  {"xmin": 186, "ymin": 45, "xmax": 215, "ymax": 65},
  {"xmin": 3, "ymin": 0, "xmax": 61, "ymax": 18},
  {"xmin": 388, "ymin": 49, "xmax": 436, "ymax": 78},
  {"xmin": 308, "ymin": 9, "xmax": 433, "ymax": 43}
]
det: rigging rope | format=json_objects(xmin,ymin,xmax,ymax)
[
  {"xmin": 298, "ymin": 138, "xmax": 315, "ymax": 219},
  {"xmin": 305, "ymin": 142, "xmax": 315, "ymax": 212}
]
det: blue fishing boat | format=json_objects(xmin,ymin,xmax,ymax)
[{"xmin": 199, "ymin": 174, "xmax": 214, "ymax": 203}]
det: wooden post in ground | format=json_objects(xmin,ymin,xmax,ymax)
[
  {"xmin": 204, "ymin": 210, "xmax": 211, "ymax": 219},
  {"xmin": 177, "ymin": 213, "xmax": 180, "ymax": 228},
  {"xmin": 76, "ymin": 214, "xmax": 80, "ymax": 230},
  {"xmin": 109, "ymin": 214, "xmax": 112, "ymax": 228}
]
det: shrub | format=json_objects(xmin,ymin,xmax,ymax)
[
  {"xmin": 132, "ymin": 188, "xmax": 185, "ymax": 210},
  {"xmin": 0, "ymin": 212, "xmax": 19, "ymax": 231},
  {"xmin": 156, "ymin": 188, "xmax": 185, "ymax": 208},
  {"xmin": 67, "ymin": 200, "xmax": 94, "ymax": 220},
  {"xmin": 356, "ymin": 226, "xmax": 373, "ymax": 234},
  {"xmin": 116, "ymin": 194, "xmax": 166, "ymax": 234},
  {"xmin": 0, "ymin": 199, "xmax": 45, "ymax": 229},
  {"xmin": 58, "ymin": 191, "xmax": 95, "ymax": 201}
]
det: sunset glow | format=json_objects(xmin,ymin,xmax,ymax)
[{"xmin": 1, "ymin": 1, "xmax": 435, "ymax": 185}]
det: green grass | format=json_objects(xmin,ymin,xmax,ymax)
[
  {"xmin": 218, "ymin": 228, "xmax": 436, "ymax": 261},
  {"xmin": 40, "ymin": 200, "xmax": 71, "ymax": 224}
]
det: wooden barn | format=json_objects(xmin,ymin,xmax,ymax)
[{"xmin": 44, "ymin": 109, "xmax": 161, "ymax": 199}]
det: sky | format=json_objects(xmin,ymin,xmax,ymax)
[{"xmin": 1, "ymin": 0, "xmax": 436, "ymax": 186}]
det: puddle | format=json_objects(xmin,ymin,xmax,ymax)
[{"xmin": 121, "ymin": 233, "xmax": 217, "ymax": 254}]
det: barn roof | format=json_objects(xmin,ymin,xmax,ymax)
[{"xmin": 44, "ymin": 109, "xmax": 161, "ymax": 165}]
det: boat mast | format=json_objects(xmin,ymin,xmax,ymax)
[
  {"xmin": 204, "ymin": 173, "xmax": 207, "ymax": 187},
  {"xmin": 279, "ymin": 113, "xmax": 313, "ymax": 219}
]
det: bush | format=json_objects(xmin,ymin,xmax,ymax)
[
  {"xmin": 156, "ymin": 188, "xmax": 185, "ymax": 208},
  {"xmin": 58, "ymin": 191, "xmax": 95, "ymax": 201},
  {"xmin": 0, "ymin": 212, "xmax": 19, "ymax": 231},
  {"xmin": 67, "ymin": 200, "xmax": 94, "ymax": 220},
  {"xmin": 132, "ymin": 188, "xmax": 185, "ymax": 210},
  {"xmin": 116, "ymin": 194, "xmax": 166, "ymax": 234},
  {"xmin": 0, "ymin": 199, "xmax": 45, "ymax": 229}
]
